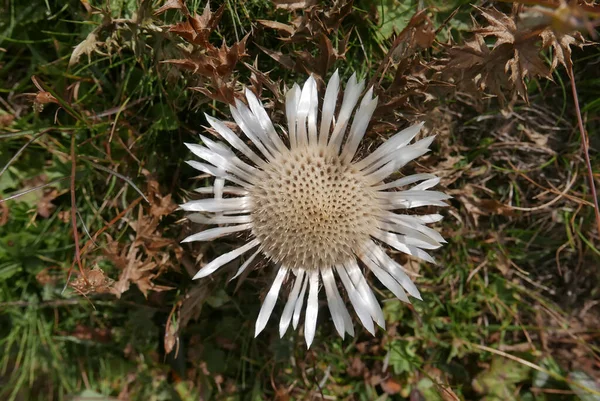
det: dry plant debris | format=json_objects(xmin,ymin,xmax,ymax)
[{"xmin": 1, "ymin": 0, "xmax": 599, "ymax": 399}]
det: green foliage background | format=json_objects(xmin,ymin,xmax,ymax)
[{"xmin": 1, "ymin": 0, "xmax": 599, "ymax": 400}]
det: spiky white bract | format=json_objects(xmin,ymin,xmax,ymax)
[{"xmin": 181, "ymin": 71, "xmax": 449, "ymax": 348}]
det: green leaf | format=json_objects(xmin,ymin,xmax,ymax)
[
  {"xmin": 568, "ymin": 371, "xmax": 600, "ymax": 401},
  {"xmin": 472, "ymin": 357, "xmax": 531, "ymax": 401},
  {"xmin": 150, "ymin": 103, "xmax": 179, "ymax": 132},
  {"xmin": 377, "ymin": 0, "xmax": 416, "ymax": 40}
]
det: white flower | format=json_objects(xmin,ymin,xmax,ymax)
[{"xmin": 181, "ymin": 71, "xmax": 449, "ymax": 348}]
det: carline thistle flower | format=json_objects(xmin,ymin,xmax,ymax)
[{"xmin": 180, "ymin": 71, "xmax": 449, "ymax": 348}]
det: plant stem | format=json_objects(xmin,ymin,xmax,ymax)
[{"xmin": 569, "ymin": 66, "xmax": 600, "ymax": 236}]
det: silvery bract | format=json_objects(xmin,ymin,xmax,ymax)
[{"xmin": 180, "ymin": 71, "xmax": 449, "ymax": 348}]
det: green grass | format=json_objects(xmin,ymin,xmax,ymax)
[{"xmin": 1, "ymin": 0, "xmax": 599, "ymax": 400}]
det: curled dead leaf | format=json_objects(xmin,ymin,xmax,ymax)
[
  {"xmin": 154, "ymin": 0, "xmax": 189, "ymax": 16},
  {"xmin": 273, "ymin": 0, "xmax": 317, "ymax": 10},
  {"xmin": 381, "ymin": 378, "xmax": 402, "ymax": 395},
  {"xmin": 70, "ymin": 267, "xmax": 114, "ymax": 296},
  {"xmin": 69, "ymin": 32, "xmax": 103, "ymax": 67},
  {"xmin": 257, "ymin": 19, "xmax": 295, "ymax": 36}
]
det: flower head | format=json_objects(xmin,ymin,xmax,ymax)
[{"xmin": 181, "ymin": 71, "xmax": 449, "ymax": 348}]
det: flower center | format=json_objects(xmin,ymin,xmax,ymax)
[{"xmin": 249, "ymin": 145, "xmax": 381, "ymax": 270}]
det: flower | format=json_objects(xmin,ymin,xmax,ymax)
[{"xmin": 180, "ymin": 71, "xmax": 449, "ymax": 348}]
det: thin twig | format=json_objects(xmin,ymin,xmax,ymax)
[
  {"xmin": 0, "ymin": 177, "xmax": 70, "ymax": 203},
  {"xmin": 0, "ymin": 129, "xmax": 50, "ymax": 178},
  {"xmin": 69, "ymin": 135, "xmax": 87, "ymax": 284},
  {"xmin": 78, "ymin": 196, "xmax": 143, "ymax": 257},
  {"xmin": 568, "ymin": 66, "xmax": 600, "ymax": 235},
  {"xmin": 470, "ymin": 342, "xmax": 600, "ymax": 396},
  {"xmin": 77, "ymin": 210, "xmax": 98, "ymax": 247},
  {"xmin": 89, "ymin": 161, "xmax": 149, "ymax": 203},
  {"xmin": 507, "ymin": 173, "xmax": 577, "ymax": 211}
]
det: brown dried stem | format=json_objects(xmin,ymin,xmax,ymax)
[{"xmin": 568, "ymin": 66, "xmax": 600, "ymax": 236}]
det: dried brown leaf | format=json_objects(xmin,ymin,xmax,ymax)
[
  {"xmin": 69, "ymin": 32, "xmax": 102, "ymax": 67},
  {"xmin": 60, "ymin": 324, "xmax": 112, "ymax": 343},
  {"xmin": 164, "ymin": 301, "xmax": 181, "ymax": 356},
  {"xmin": 257, "ymin": 44, "xmax": 296, "ymax": 71},
  {"xmin": 540, "ymin": 28, "xmax": 583, "ymax": 76},
  {"xmin": 273, "ymin": 0, "xmax": 317, "ymax": 10},
  {"xmin": 154, "ymin": 0, "xmax": 189, "ymax": 16},
  {"xmin": 244, "ymin": 62, "xmax": 284, "ymax": 105},
  {"xmin": 508, "ymin": 40, "xmax": 551, "ymax": 100},
  {"xmin": 0, "ymin": 198, "xmax": 9, "ymax": 226},
  {"xmin": 70, "ymin": 267, "xmax": 114, "ymax": 295},
  {"xmin": 168, "ymin": 2, "xmax": 225, "ymax": 48},
  {"xmin": 37, "ymin": 189, "xmax": 59, "ymax": 218},
  {"xmin": 474, "ymin": 7, "xmax": 517, "ymax": 47},
  {"xmin": 380, "ymin": 378, "xmax": 402, "ymax": 395},
  {"xmin": 257, "ymin": 19, "xmax": 295, "ymax": 36},
  {"xmin": 445, "ymin": 6, "xmax": 562, "ymax": 103},
  {"xmin": 346, "ymin": 357, "xmax": 366, "ymax": 377},
  {"xmin": 0, "ymin": 113, "xmax": 15, "ymax": 128}
]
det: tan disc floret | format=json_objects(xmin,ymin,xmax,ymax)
[
  {"xmin": 180, "ymin": 71, "xmax": 449, "ymax": 348},
  {"xmin": 250, "ymin": 144, "xmax": 382, "ymax": 270}
]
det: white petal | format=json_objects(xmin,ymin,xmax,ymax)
[
  {"xmin": 186, "ymin": 160, "xmax": 223, "ymax": 177},
  {"xmin": 362, "ymin": 137, "xmax": 435, "ymax": 180},
  {"xmin": 359, "ymin": 249, "xmax": 410, "ymax": 303},
  {"xmin": 230, "ymin": 249, "xmax": 260, "ymax": 281},
  {"xmin": 255, "ymin": 266, "xmax": 289, "ymax": 337},
  {"xmin": 213, "ymin": 177, "xmax": 224, "ymax": 200},
  {"xmin": 245, "ymin": 88, "xmax": 288, "ymax": 154},
  {"xmin": 199, "ymin": 136, "xmax": 258, "ymax": 182},
  {"xmin": 380, "ymin": 190, "xmax": 451, "ymax": 209},
  {"xmin": 328, "ymin": 73, "xmax": 365, "ymax": 153},
  {"xmin": 319, "ymin": 70, "xmax": 339, "ymax": 146},
  {"xmin": 199, "ymin": 134, "xmax": 232, "ymax": 156},
  {"xmin": 321, "ymin": 268, "xmax": 346, "ymax": 338},
  {"xmin": 205, "ymin": 114, "xmax": 265, "ymax": 167},
  {"xmin": 345, "ymin": 260, "xmax": 385, "ymax": 328},
  {"xmin": 193, "ymin": 238, "xmax": 260, "ymax": 279},
  {"xmin": 234, "ymin": 99, "xmax": 279, "ymax": 155},
  {"xmin": 382, "ymin": 213, "xmax": 446, "ymax": 244},
  {"xmin": 354, "ymin": 122, "xmax": 424, "ymax": 171},
  {"xmin": 186, "ymin": 161, "xmax": 248, "ymax": 187},
  {"xmin": 188, "ymin": 213, "xmax": 252, "ymax": 225},
  {"xmin": 296, "ymin": 76, "xmax": 318, "ymax": 147},
  {"xmin": 194, "ymin": 186, "xmax": 248, "ymax": 196},
  {"xmin": 373, "ymin": 173, "xmax": 436, "ymax": 191},
  {"xmin": 293, "ymin": 272, "xmax": 309, "ymax": 329},
  {"xmin": 415, "ymin": 214, "xmax": 444, "ymax": 224},
  {"xmin": 411, "ymin": 177, "xmax": 441, "ymax": 191},
  {"xmin": 372, "ymin": 230, "xmax": 435, "ymax": 264},
  {"xmin": 230, "ymin": 103, "xmax": 275, "ymax": 161},
  {"xmin": 304, "ymin": 269, "xmax": 320, "ymax": 348},
  {"xmin": 285, "ymin": 84, "xmax": 301, "ymax": 149},
  {"xmin": 379, "ymin": 223, "xmax": 442, "ymax": 249},
  {"xmin": 341, "ymin": 89, "xmax": 378, "ymax": 163},
  {"xmin": 335, "ymin": 264, "xmax": 375, "ymax": 335},
  {"xmin": 180, "ymin": 197, "xmax": 251, "ymax": 213},
  {"xmin": 307, "ymin": 77, "xmax": 320, "ymax": 145},
  {"xmin": 200, "ymin": 134, "xmax": 258, "ymax": 176},
  {"xmin": 368, "ymin": 243, "xmax": 421, "ymax": 300},
  {"xmin": 185, "ymin": 143, "xmax": 256, "ymax": 184},
  {"xmin": 279, "ymin": 270, "xmax": 305, "ymax": 337}
]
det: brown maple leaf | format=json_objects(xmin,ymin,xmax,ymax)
[
  {"xmin": 540, "ymin": 28, "xmax": 583, "ymax": 77},
  {"xmin": 161, "ymin": 2, "xmax": 248, "ymax": 103},
  {"xmin": 445, "ymin": 6, "xmax": 565, "ymax": 104},
  {"xmin": 475, "ymin": 7, "xmax": 551, "ymax": 101},
  {"xmin": 153, "ymin": 0, "xmax": 189, "ymax": 17},
  {"xmin": 256, "ymin": 0, "xmax": 352, "ymax": 80},
  {"xmin": 167, "ymin": 2, "xmax": 224, "ymax": 49}
]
